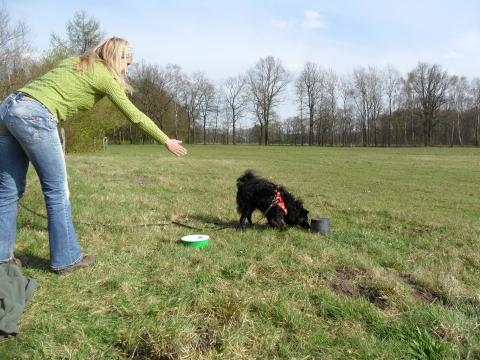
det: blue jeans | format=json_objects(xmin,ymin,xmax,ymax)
[{"xmin": 0, "ymin": 92, "xmax": 83, "ymax": 270}]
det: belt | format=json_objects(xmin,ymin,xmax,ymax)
[{"xmin": 18, "ymin": 92, "xmax": 39, "ymax": 102}]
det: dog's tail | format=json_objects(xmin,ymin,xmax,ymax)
[{"xmin": 236, "ymin": 169, "xmax": 256, "ymax": 188}]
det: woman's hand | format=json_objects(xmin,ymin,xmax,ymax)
[{"xmin": 165, "ymin": 139, "xmax": 187, "ymax": 157}]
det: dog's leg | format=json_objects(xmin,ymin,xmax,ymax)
[
  {"xmin": 267, "ymin": 213, "xmax": 286, "ymax": 230},
  {"xmin": 239, "ymin": 214, "xmax": 247, "ymax": 228},
  {"xmin": 246, "ymin": 208, "xmax": 255, "ymax": 224}
]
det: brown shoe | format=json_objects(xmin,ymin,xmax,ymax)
[
  {"xmin": 5, "ymin": 257, "xmax": 23, "ymax": 267},
  {"xmin": 56, "ymin": 255, "xmax": 96, "ymax": 275}
]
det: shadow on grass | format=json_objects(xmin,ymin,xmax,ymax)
[
  {"xmin": 16, "ymin": 253, "xmax": 51, "ymax": 272},
  {"xmin": 189, "ymin": 214, "xmax": 271, "ymax": 231},
  {"xmin": 18, "ymin": 219, "xmax": 48, "ymax": 232}
]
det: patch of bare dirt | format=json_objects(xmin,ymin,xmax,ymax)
[
  {"xmin": 324, "ymin": 267, "xmax": 390, "ymax": 309},
  {"xmin": 131, "ymin": 176, "xmax": 157, "ymax": 185},
  {"xmin": 194, "ymin": 325, "xmax": 223, "ymax": 353},
  {"xmin": 328, "ymin": 267, "xmax": 363, "ymax": 297},
  {"xmin": 358, "ymin": 285, "xmax": 388, "ymax": 309},
  {"xmin": 400, "ymin": 274, "xmax": 448, "ymax": 305},
  {"xmin": 114, "ymin": 334, "xmax": 177, "ymax": 360}
]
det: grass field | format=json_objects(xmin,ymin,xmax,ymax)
[{"xmin": 1, "ymin": 145, "xmax": 479, "ymax": 359}]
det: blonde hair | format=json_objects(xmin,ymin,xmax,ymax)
[{"xmin": 77, "ymin": 37, "xmax": 133, "ymax": 93}]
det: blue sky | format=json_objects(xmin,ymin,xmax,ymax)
[{"xmin": 8, "ymin": 0, "xmax": 480, "ymax": 118}]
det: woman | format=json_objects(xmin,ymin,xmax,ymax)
[{"xmin": 0, "ymin": 37, "xmax": 187, "ymax": 274}]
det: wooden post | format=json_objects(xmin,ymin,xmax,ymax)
[{"xmin": 103, "ymin": 136, "xmax": 108, "ymax": 151}]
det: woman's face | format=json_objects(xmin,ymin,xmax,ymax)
[
  {"xmin": 121, "ymin": 56, "xmax": 133, "ymax": 75},
  {"xmin": 121, "ymin": 46, "xmax": 133, "ymax": 75}
]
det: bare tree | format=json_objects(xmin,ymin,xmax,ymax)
[
  {"xmin": 324, "ymin": 69, "xmax": 339, "ymax": 145},
  {"xmin": 247, "ymin": 56, "xmax": 290, "ymax": 145},
  {"xmin": 399, "ymin": 76, "xmax": 420, "ymax": 145},
  {"xmin": 367, "ymin": 66, "xmax": 383, "ymax": 146},
  {"xmin": 164, "ymin": 64, "xmax": 187, "ymax": 139},
  {"xmin": 0, "ymin": 7, "xmax": 30, "ymax": 97},
  {"xmin": 294, "ymin": 76, "xmax": 306, "ymax": 145},
  {"xmin": 383, "ymin": 65, "xmax": 402, "ymax": 146},
  {"xmin": 129, "ymin": 62, "xmax": 168, "ymax": 128},
  {"xmin": 352, "ymin": 67, "xmax": 367, "ymax": 146},
  {"xmin": 197, "ymin": 77, "xmax": 216, "ymax": 144},
  {"xmin": 352, "ymin": 66, "xmax": 383, "ymax": 146},
  {"xmin": 471, "ymin": 78, "xmax": 480, "ymax": 147},
  {"xmin": 448, "ymin": 76, "xmax": 471, "ymax": 146},
  {"xmin": 181, "ymin": 72, "xmax": 205, "ymax": 143},
  {"xmin": 211, "ymin": 93, "xmax": 223, "ymax": 143},
  {"xmin": 352, "ymin": 67, "xmax": 369, "ymax": 145},
  {"xmin": 339, "ymin": 76, "xmax": 355, "ymax": 146},
  {"xmin": 223, "ymin": 75, "xmax": 248, "ymax": 144},
  {"xmin": 296, "ymin": 62, "xmax": 323, "ymax": 145},
  {"xmin": 409, "ymin": 63, "xmax": 450, "ymax": 146},
  {"xmin": 221, "ymin": 103, "xmax": 232, "ymax": 144}
]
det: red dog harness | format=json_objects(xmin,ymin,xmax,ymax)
[{"xmin": 274, "ymin": 189, "xmax": 288, "ymax": 215}]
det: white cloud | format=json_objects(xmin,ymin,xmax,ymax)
[{"xmin": 303, "ymin": 10, "xmax": 328, "ymax": 29}]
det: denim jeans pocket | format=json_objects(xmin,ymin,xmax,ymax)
[
  {"xmin": 0, "ymin": 93, "xmax": 18, "ymax": 135},
  {"xmin": 6, "ymin": 99, "xmax": 59, "ymax": 144}
]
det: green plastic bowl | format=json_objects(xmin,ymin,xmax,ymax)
[{"xmin": 181, "ymin": 234, "xmax": 209, "ymax": 248}]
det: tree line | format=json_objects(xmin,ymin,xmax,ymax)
[{"xmin": 3, "ymin": 8, "xmax": 480, "ymax": 151}]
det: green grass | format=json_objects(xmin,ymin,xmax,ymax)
[{"xmin": 1, "ymin": 145, "xmax": 479, "ymax": 359}]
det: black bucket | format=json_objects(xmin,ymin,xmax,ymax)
[{"xmin": 311, "ymin": 218, "xmax": 330, "ymax": 235}]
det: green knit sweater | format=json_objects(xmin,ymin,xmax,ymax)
[{"xmin": 20, "ymin": 57, "xmax": 169, "ymax": 144}]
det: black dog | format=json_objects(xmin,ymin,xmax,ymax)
[{"xmin": 236, "ymin": 170, "xmax": 310, "ymax": 230}]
